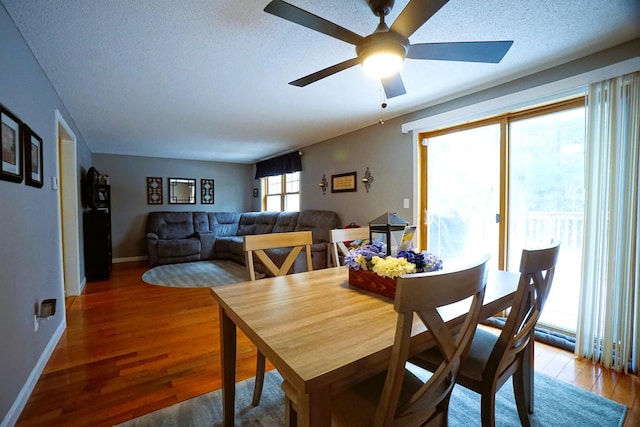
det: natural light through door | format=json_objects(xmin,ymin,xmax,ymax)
[
  {"xmin": 508, "ymin": 106, "xmax": 585, "ymax": 332},
  {"xmin": 425, "ymin": 125, "xmax": 501, "ymax": 270}
]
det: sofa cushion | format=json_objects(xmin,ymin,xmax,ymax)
[
  {"xmin": 294, "ymin": 210, "xmax": 341, "ymax": 243},
  {"xmin": 216, "ymin": 236, "xmax": 243, "ymax": 256},
  {"xmin": 208, "ymin": 212, "xmax": 241, "ymax": 237},
  {"xmin": 193, "ymin": 212, "xmax": 210, "ymax": 233},
  {"xmin": 156, "ymin": 237, "xmax": 200, "ymax": 258},
  {"xmin": 237, "ymin": 212, "xmax": 279, "ymax": 235},
  {"xmin": 272, "ymin": 211, "xmax": 300, "ymax": 233},
  {"xmin": 149, "ymin": 212, "xmax": 196, "ymax": 240}
]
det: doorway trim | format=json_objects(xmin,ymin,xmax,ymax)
[{"xmin": 55, "ymin": 110, "xmax": 83, "ymax": 296}]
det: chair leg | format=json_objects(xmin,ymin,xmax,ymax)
[
  {"xmin": 513, "ymin": 368, "xmax": 532, "ymax": 427},
  {"xmin": 252, "ymin": 350, "xmax": 266, "ymax": 406},
  {"xmin": 480, "ymin": 392, "xmax": 497, "ymax": 427},
  {"xmin": 428, "ymin": 394, "xmax": 451, "ymax": 427},
  {"xmin": 522, "ymin": 342, "xmax": 535, "ymax": 414}
]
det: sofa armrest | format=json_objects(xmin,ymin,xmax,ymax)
[
  {"xmin": 197, "ymin": 231, "xmax": 216, "ymax": 260},
  {"xmin": 146, "ymin": 233, "xmax": 159, "ymax": 265}
]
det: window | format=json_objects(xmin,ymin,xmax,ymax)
[
  {"xmin": 419, "ymin": 97, "xmax": 585, "ymax": 334},
  {"xmin": 263, "ymin": 172, "xmax": 300, "ymax": 212}
]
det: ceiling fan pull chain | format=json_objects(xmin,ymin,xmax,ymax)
[{"xmin": 379, "ymin": 87, "xmax": 387, "ymax": 125}]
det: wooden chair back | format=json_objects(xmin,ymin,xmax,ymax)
[
  {"xmin": 243, "ymin": 230, "xmax": 313, "ymax": 407},
  {"xmin": 243, "ymin": 231, "xmax": 313, "ymax": 280},
  {"xmin": 329, "ymin": 227, "xmax": 370, "ymax": 267},
  {"xmin": 407, "ymin": 242, "xmax": 560, "ymax": 426},
  {"xmin": 374, "ymin": 255, "xmax": 489, "ymax": 426},
  {"xmin": 489, "ymin": 240, "xmax": 560, "ymax": 379}
]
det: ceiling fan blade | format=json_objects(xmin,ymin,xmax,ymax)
[
  {"xmin": 289, "ymin": 58, "xmax": 361, "ymax": 87},
  {"xmin": 407, "ymin": 41, "xmax": 513, "ymax": 63},
  {"xmin": 391, "ymin": 0, "xmax": 449, "ymax": 39},
  {"xmin": 381, "ymin": 73, "xmax": 406, "ymax": 98},
  {"xmin": 265, "ymin": 0, "xmax": 363, "ymax": 46}
]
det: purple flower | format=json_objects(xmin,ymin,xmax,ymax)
[
  {"xmin": 421, "ymin": 252, "xmax": 444, "ymax": 272},
  {"xmin": 344, "ymin": 241, "xmax": 386, "ymax": 270}
]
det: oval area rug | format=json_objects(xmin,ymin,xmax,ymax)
[{"xmin": 142, "ymin": 260, "xmax": 251, "ymax": 288}]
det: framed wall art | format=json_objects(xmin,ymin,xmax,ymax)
[
  {"xmin": 146, "ymin": 176, "xmax": 163, "ymax": 204},
  {"xmin": 331, "ymin": 172, "xmax": 357, "ymax": 193},
  {"xmin": 23, "ymin": 124, "xmax": 43, "ymax": 188},
  {"xmin": 168, "ymin": 177, "xmax": 196, "ymax": 204},
  {"xmin": 1, "ymin": 104, "xmax": 23, "ymax": 183},
  {"xmin": 201, "ymin": 178, "xmax": 214, "ymax": 204}
]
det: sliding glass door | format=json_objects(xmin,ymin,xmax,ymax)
[
  {"xmin": 424, "ymin": 124, "xmax": 501, "ymax": 270},
  {"xmin": 508, "ymin": 106, "xmax": 585, "ymax": 331},
  {"xmin": 420, "ymin": 98, "xmax": 585, "ymax": 333}
]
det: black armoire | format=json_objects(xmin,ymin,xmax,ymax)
[{"xmin": 83, "ymin": 183, "xmax": 112, "ymax": 281}]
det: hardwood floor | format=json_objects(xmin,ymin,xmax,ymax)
[{"xmin": 16, "ymin": 262, "xmax": 640, "ymax": 426}]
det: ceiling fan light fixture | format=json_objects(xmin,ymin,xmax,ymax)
[
  {"xmin": 356, "ymin": 30, "xmax": 409, "ymax": 79},
  {"xmin": 362, "ymin": 51, "xmax": 404, "ymax": 78}
]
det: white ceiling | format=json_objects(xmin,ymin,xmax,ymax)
[{"xmin": 2, "ymin": 0, "xmax": 639, "ymax": 164}]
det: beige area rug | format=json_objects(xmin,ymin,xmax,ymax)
[
  {"xmin": 114, "ymin": 367, "xmax": 626, "ymax": 427},
  {"xmin": 142, "ymin": 260, "xmax": 252, "ymax": 288}
]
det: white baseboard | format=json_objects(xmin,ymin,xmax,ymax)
[
  {"xmin": 113, "ymin": 255, "xmax": 148, "ymax": 264},
  {"xmin": 1, "ymin": 318, "xmax": 66, "ymax": 427}
]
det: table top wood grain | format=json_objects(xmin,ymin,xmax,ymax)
[{"xmin": 211, "ymin": 266, "xmax": 519, "ymax": 400}]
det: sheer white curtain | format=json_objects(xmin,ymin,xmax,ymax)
[{"xmin": 576, "ymin": 71, "xmax": 640, "ymax": 373}]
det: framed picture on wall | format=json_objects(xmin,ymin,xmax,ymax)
[
  {"xmin": 331, "ymin": 172, "xmax": 357, "ymax": 193},
  {"xmin": 1, "ymin": 104, "xmax": 23, "ymax": 183},
  {"xmin": 201, "ymin": 178, "xmax": 214, "ymax": 204},
  {"xmin": 146, "ymin": 176, "xmax": 163, "ymax": 204},
  {"xmin": 23, "ymin": 124, "xmax": 43, "ymax": 188}
]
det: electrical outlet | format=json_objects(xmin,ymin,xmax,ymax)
[{"xmin": 34, "ymin": 315, "xmax": 39, "ymax": 332}]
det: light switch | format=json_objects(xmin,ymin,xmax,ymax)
[
  {"xmin": 403, "ymin": 198, "xmax": 410, "ymax": 209},
  {"xmin": 51, "ymin": 176, "xmax": 58, "ymax": 190}
]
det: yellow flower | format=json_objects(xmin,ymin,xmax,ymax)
[
  {"xmin": 355, "ymin": 254, "xmax": 369, "ymax": 270},
  {"xmin": 371, "ymin": 256, "xmax": 417, "ymax": 279}
]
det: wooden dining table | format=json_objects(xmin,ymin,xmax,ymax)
[{"xmin": 211, "ymin": 266, "xmax": 524, "ymax": 427}]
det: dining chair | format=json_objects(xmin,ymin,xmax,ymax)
[
  {"xmin": 411, "ymin": 241, "xmax": 560, "ymax": 427},
  {"xmin": 281, "ymin": 255, "xmax": 490, "ymax": 427},
  {"xmin": 329, "ymin": 227, "xmax": 370, "ymax": 266},
  {"xmin": 243, "ymin": 230, "xmax": 313, "ymax": 406}
]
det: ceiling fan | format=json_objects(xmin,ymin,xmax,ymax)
[{"xmin": 264, "ymin": 0, "xmax": 513, "ymax": 98}]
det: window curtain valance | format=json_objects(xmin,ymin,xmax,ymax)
[{"xmin": 254, "ymin": 151, "xmax": 302, "ymax": 179}]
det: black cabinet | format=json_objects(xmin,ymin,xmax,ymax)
[{"xmin": 84, "ymin": 208, "xmax": 112, "ymax": 281}]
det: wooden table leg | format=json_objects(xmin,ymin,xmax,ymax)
[
  {"xmin": 219, "ymin": 306, "xmax": 236, "ymax": 427},
  {"xmin": 297, "ymin": 387, "xmax": 331, "ymax": 427}
]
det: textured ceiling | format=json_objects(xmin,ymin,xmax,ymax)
[{"xmin": 2, "ymin": 0, "xmax": 639, "ymax": 163}]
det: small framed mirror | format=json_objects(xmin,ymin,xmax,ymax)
[{"xmin": 168, "ymin": 178, "xmax": 196, "ymax": 204}]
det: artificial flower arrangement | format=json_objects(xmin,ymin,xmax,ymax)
[{"xmin": 344, "ymin": 240, "xmax": 443, "ymax": 279}]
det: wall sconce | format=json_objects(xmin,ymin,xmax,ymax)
[
  {"xmin": 319, "ymin": 174, "xmax": 328, "ymax": 195},
  {"xmin": 362, "ymin": 167, "xmax": 374, "ymax": 193}
]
